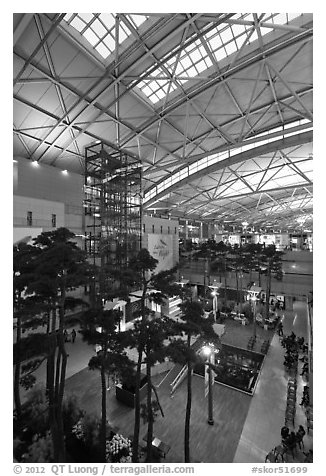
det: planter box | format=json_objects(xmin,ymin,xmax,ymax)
[{"xmin": 115, "ymin": 373, "xmax": 148, "ymax": 408}]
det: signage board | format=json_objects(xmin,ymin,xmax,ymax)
[{"xmin": 147, "ymin": 234, "xmax": 174, "ymax": 273}]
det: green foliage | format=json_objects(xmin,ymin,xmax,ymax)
[
  {"xmin": 127, "ymin": 248, "xmax": 158, "ymax": 279},
  {"xmin": 140, "ymin": 401, "xmax": 161, "ymax": 424},
  {"xmin": 14, "ymin": 333, "xmax": 49, "ymax": 364},
  {"xmin": 21, "ymin": 431, "xmax": 54, "ymax": 463}
]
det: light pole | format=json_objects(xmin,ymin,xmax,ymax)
[
  {"xmin": 208, "ymin": 281, "xmax": 222, "ymax": 321},
  {"xmin": 239, "ymin": 271, "xmax": 243, "ymax": 313},
  {"xmin": 202, "ymin": 345, "xmax": 214, "ymax": 425},
  {"xmin": 248, "ymin": 285, "xmax": 262, "ymax": 338},
  {"xmin": 251, "ymin": 295, "xmax": 257, "ymax": 338}
]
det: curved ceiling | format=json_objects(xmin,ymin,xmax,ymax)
[{"xmin": 13, "ymin": 13, "xmax": 313, "ymax": 233}]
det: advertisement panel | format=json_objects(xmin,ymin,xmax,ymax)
[{"xmin": 147, "ymin": 234, "xmax": 174, "ymax": 273}]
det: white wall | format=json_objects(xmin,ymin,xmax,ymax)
[
  {"xmin": 14, "ymin": 195, "xmax": 65, "ymax": 230},
  {"xmin": 13, "ymin": 157, "xmax": 84, "ymax": 235}
]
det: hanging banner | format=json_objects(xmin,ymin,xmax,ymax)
[{"xmin": 147, "ymin": 234, "xmax": 173, "ymax": 273}]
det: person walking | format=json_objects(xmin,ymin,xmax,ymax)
[
  {"xmin": 277, "ymin": 321, "xmax": 284, "ymax": 336},
  {"xmin": 71, "ymin": 328, "xmax": 77, "ymax": 343}
]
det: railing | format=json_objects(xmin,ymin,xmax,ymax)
[{"xmin": 170, "ymin": 365, "xmax": 188, "ymax": 396}]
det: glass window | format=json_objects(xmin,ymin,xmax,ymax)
[
  {"xmin": 52, "ymin": 214, "xmax": 56, "ymax": 228},
  {"xmin": 152, "ymin": 224, "xmax": 155, "ymax": 233}
]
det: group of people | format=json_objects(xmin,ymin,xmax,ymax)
[
  {"xmin": 281, "ymin": 332, "xmax": 308, "ymax": 371},
  {"xmin": 300, "ymin": 385, "xmax": 310, "ymax": 407},
  {"xmin": 64, "ymin": 328, "xmax": 77, "ymax": 343},
  {"xmin": 280, "ymin": 425, "xmax": 306, "ymax": 454}
]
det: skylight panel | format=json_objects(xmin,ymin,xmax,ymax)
[
  {"xmin": 191, "ymin": 49, "xmax": 202, "ymax": 63},
  {"xmin": 246, "ymin": 13, "xmax": 255, "ymax": 22},
  {"xmin": 287, "ymin": 13, "xmax": 301, "ymax": 21},
  {"xmin": 83, "ymin": 28, "xmax": 98, "ymax": 46},
  {"xmin": 151, "ymin": 94, "xmax": 160, "ymax": 104},
  {"xmin": 214, "ymin": 47, "xmax": 227, "ymax": 61},
  {"xmin": 136, "ymin": 12, "xmax": 304, "ymax": 106},
  {"xmin": 181, "ymin": 56, "xmax": 192, "ymax": 69},
  {"xmin": 99, "ymin": 13, "xmax": 116, "ymax": 29},
  {"xmin": 274, "ymin": 13, "xmax": 288, "ymax": 24},
  {"xmin": 155, "ymin": 89, "xmax": 165, "ymax": 100},
  {"xmin": 103, "ymin": 34, "xmax": 115, "ymax": 51},
  {"xmin": 196, "ymin": 60, "xmax": 207, "ymax": 73},
  {"xmin": 224, "ymin": 41, "xmax": 237, "ymax": 56},
  {"xmin": 130, "ymin": 15, "xmax": 144, "ymax": 27},
  {"xmin": 231, "ymin": 23, "xmax": 247, "ymax": 38},
  {"xmin": 248, "ymin": 29, "xmax": 258, "ymax": 43},
  {"xmin": 64, "ymin": 13, "xmax": 74, "ymax": 22},
  {"xmin": 79, "ymin": 13, "xmax": 93, "ymax": 23},
  {"xmin": 220, "ymin": 28, "xmax": 234, "ymax": 44},
  {"xmin": 118, "ymin": 25, "xmax": 129, "ymax": 42},
  {"xmin": 188, "ymin": 66, "xmax": 197, "ymax": 76},
  {"xmin": 206, "ymin": 33, "xmax": 222, "ymax": 52},
  {"xmin": 142, "ymin": 85, "xmax": 152, "ymax": 96},
  {"xmin": 95, "ymin": 43, "xmax": 110, "ymax": 58},
  {"xmin": 64, "ymin": 13, "xmax": 149, "ymax": 61},
  {"xmin": 175, "ymin": 62, "xmax": 184, "ymax": 75},
  {"xmin": 92, "ymin": 19, "xmax": 107, "ymax": 37},
  {"xmin": 70, "ymin": 16, "xmax": 86, "ymax": 32}
]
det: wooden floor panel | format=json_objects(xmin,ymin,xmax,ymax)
[{"xmin": 65, "ymin": 364, "xmax": 251, "ymax": 463}]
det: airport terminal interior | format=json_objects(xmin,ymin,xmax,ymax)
[{"xmin": 13, "ymin": 12, "xmax": 313, "ymax": 464}]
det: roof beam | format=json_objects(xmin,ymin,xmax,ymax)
[
  {"xmin": 144, "ymin": 131, "xmax": 312, "ymax": 207},
  {"xmin": 13, "ymin": 14, "xmax": 34, "ymax": 46}
]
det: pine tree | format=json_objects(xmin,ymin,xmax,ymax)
[
  {"xmin": 22, "ymin": 228, "xmax": 91, "ymax": 461},
  {"xmin": 259, "ymin": 245, "xmax": 284, "ymax": 321},
  {"xmin": 167, "ymin": 300, "xmax": 220, "ymax": 462},
  {"xmin": 80, "ymin": 307, "xmax": 134, "ymax": 462},
  {"xmin": 118, "ymin": 249, "xmax": 179, "ymax": 462}
]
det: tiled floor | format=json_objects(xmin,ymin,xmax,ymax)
[
  {"xmin": 20, "ymin": 301, "xmax": 313, "ymax": 463},
  {"xmin": 233, "ymin": 299, "xmax": 312, "ymax": 462}
]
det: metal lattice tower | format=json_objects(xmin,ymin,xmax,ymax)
[{"xmin": 84, "ymin": 142, "xmax": 142, "ymax": 301}]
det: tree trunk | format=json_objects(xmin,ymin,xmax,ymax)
[
  {"xmin": 132, "ymin": 276, "xmax": 147, "ymax": 462},
  {"xmin": 47, "ymin": 331, "xmax": 58, "ymax": 459},
  {"xmin": 184, "ymin": 335, "xmax": 192, "ymax": 463},
  {"xmin": 224, "ymin": 262, "xmax": 227, "ymax": 306},
  {"xmin": 145, "ymin": 357, "xmax": 153, "ymax": 462},
  {"xmin": 100, "ymin": 362, "xmax": 107, "ymax": 462},
  {"xmin": 253, "ymin": 302, "xmax": 257, "ymax": 338},
  {"xmin": 239, "ymin": 275, "xmax": 243, "ymax": 313},
  {"xmin": 55, "ymin": 330, "xmax": 68, "ymax": 462},
  {"xmin": 52, "ymin": 287, "xmax": 68, "ymax": 463},
  {"xmin": 265, "ymin": 268, "xmax": 272, "ymax": 322},
  {"xmin": 14, "ymin": 307, "xmax": 22, "ymax": 418},
  {"xmin": 132, "ymin": 346, "xmax": 143, "ymax": 462}
]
